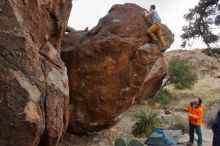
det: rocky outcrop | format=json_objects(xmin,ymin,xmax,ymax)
[
  {"xmin": 0, "ymin": 1, "xmax": 71, "ymax": 146},
  {"xmin": 62, "ymin": 3, "xmax": 174, "ymax": 134},
  {"xmin": 165, "ymin": 49, "xmax": 220, "ymax": 78}
]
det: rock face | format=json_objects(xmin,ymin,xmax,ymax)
[
  {"xmin": 62, "ymin": 3, "xmax": 174, "ymax": 134},
  {"xmin": 0, "ymin": 1, "xmax": 71, "ymax": 146}
]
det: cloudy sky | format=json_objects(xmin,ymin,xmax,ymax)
[{"xmin": 68, "ymin": 0, "xmax": 207, "ymax": 50}]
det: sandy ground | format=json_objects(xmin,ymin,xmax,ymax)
[{"xmin": 59, "ymin": 100, "xmax": 213, "ymax": 146}]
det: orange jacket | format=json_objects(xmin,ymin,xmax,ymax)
[{"xmin": 185, "ymin": 103, "xmax": 204, "ymax": 126}]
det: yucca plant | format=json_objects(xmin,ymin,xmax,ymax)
[{"xmin": 132, "ymin": 110, "xmax": 161, "ymax": 137}]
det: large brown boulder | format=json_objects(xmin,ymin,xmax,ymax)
[
  {"xmin": 62, "ymin": 3, "xmax": 174, "ymax": 134},
  {"xmin": 0, "ymin": 1, "xmax": 71, "ymax": 146}
]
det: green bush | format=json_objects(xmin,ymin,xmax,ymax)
[
  {"xmin": 132, "ymin": 110, "xmax": 161, "ymax": 137},
  {"xmin": 168, "ymin": 57, "xmax": 198, "ymax": 89},
  {"xmin": 155, "ymin": 89, "xmax": 172, "ymax": 105},
  {"xmin": 202, "ymin": 48, "xmax": 220, "ymax": 58}
]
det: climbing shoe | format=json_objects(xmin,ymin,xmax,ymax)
[
  {"xmin": 151, "ymin": 40, "xmax": 160, "ymax": 44},
  {"xmin": 160, "ymin": 48, "xmax": 166, "ymax": 52}
]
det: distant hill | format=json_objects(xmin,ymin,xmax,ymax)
[{"xmin": 165, "ymin": 49, "xmax": 220, "ymax": 78}]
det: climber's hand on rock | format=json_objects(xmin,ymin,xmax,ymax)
[
  {"xmin": 144, "ymin": 11, "xmax": 148, "ymax": 17},
  {"xmin": 145, "ymin": 10, "xmax": 149, "ymax": 14}
]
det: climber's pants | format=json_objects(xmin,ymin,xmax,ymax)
[
  {"xmin": 189, "ymin": 123, "xmax": 202, "ymax": 145},
  {"xmin": 147, "ymin": 23, "xmax": 166, "ymax": 47}
]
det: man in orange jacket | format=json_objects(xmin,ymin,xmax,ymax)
[{"xmin": 184, "ymin": 98, "xmax": 204, "ymax": 146}]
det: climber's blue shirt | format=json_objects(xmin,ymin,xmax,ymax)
[{"xmin": 147, "ymin": 10, "xmax": 161, "ymax": 24}]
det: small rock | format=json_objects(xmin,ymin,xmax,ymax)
[
  {"xmin": 110, "ymin": 128, "xmax": 117, "ymax": 132},
  {"xmin": 215, "ymin": 71, "xmax": 220, "ymax": 78},
  {"xmin": 99, "ymin": 141, "xmax": 108, "ymax": 146},
  {"xmin": 93, "ymin": 137, "xmax": 99, "ymax": 142}
]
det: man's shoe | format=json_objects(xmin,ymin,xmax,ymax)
[
  {"xmin": 160, "ymin": 48, "xmax": 166, "ymax": 52},
  {"xmin": 151, "ymin": 40, "xmax": 160, "ymax": 44},
  {"xmin": 187, "ymin": 142, "xmax": 193, "ymax": 146}
]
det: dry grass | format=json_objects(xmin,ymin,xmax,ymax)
[
  {"xmin": 164, "ymin": 77, "xmax": 220, "ymax": 131},
  {"xmin": 169, "ymin": 114, "xmax": 189, "ymax": 134},
  {"xmin": 204, "ymin": 100, "xmax": 220, "ymax": 129},
  {"xmin": 165, "ymin": 77, "xmax": 220, "ymax": 100}
]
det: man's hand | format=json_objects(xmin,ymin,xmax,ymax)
[
  {"xmin": 144, "ymin": 11, "xmax": 149, "ymax": 17},
  {"xmin": 188, "ymin": 113, "xmax": 192, "ymax": 117},
  {"xmin": 183, "ymin": 107, "xmax": 188, "ymax": 112},
  {"xmin": 145, "ymin": 9, "xmax": 149, "ymax": 13}
]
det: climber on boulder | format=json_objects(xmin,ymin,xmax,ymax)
[{"xmin": 145, "ymin": 5, "xmax": 167, "ymax": 52}]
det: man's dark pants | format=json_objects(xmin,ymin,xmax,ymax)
[{"xmin": 189, "ymin": 123, "xmax": 202, "ymax": 145}]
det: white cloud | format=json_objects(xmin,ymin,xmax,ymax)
[{"xmin": 68, "ymin": 0, "xmax": 208, "ymax": 50}]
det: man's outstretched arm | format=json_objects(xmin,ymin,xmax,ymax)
[{"xmin": 144, "ymin": 10, "xmax": 152, "ymax": 17}]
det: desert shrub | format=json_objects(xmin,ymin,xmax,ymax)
[
  {"xmin": 206, "ymin": 99, "xmax": 220, "ymax": 109},
  {"xmin": 202, "ymin": 48, "xmax": 220, "ymax": 58},
  {"xmin": 155, "ymin": 89, "xmax": 173, "ymax": 105},
  {"xmin": 132, "ymin": 110, "xmax": 161, "ymax": 137},
  {"xmin": 170, "ymin": 114, "xmax": 189, "ymax": 134},
  {"xmin": 168, "ymin": 57, "xmax": 198, "ymax": 89}
]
